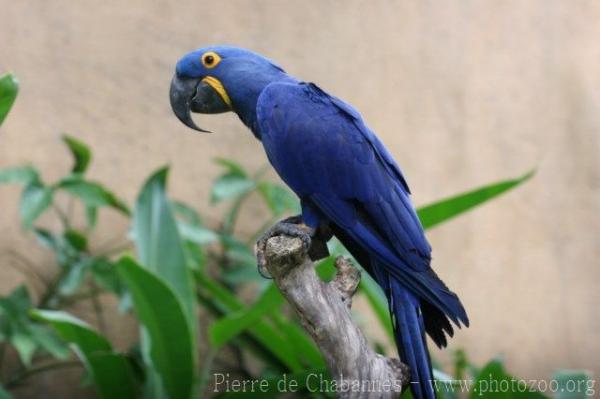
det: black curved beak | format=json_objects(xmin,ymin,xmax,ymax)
[{"xmin": 169, "ymin": 75, "xmax": 231, "ymax": 132}]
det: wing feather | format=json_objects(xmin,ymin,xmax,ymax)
[{"xmin": 256, "ymin": 81, "xmax": 468, "ymax": 327}]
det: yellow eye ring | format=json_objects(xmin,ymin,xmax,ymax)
[{"xmin": 201, "ymin": 51, "xmax": 221, "ymax": 69}]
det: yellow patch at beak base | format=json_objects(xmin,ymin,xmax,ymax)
[{"xmin": 201, "ymin": 76, "xmax": 232, "ymax": 109}]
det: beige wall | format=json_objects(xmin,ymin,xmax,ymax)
[{"xmin": 1, "ymin": 0, "xmax": 598, "ymax": 391}]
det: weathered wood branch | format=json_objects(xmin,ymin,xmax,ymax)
[{"xmin": 263, "ymin": 235, "xmax": 409, "ymax": 399}]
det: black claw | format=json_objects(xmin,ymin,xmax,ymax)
[
  {"xmin": 279, "ymin": 215, "xmax": 304, "ymax": 225},
  {"xmin": 257, "ymin": 262, "xmax": 273, "ymax": 279}
]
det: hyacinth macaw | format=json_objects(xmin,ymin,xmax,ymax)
[{"xmin": 170, "ymin": 46, "xmax": 469, "ymax": 399}]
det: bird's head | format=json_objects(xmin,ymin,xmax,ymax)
[{"xmin": 169, "ymin": 45, "xmax": 290, "ymax": 133}]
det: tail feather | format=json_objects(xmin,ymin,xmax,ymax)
[
  {"xmin": 389, "ymin": 280, "xmax": 436, "ymax": 399},
  {"xmin": 329, "ymin": 224, "xmax": 465, "ymax": 398},
  {"xmin": 421, "ymin": 300, "xmax": 454, "ymax": 348}
]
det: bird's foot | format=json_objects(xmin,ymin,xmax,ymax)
[
  {"xmin": 256, "ymin": 215, "xmax": 332, "ymax": 279},
  {"xmin": 256, "ymin": 216, "xmax": 313, "ymax": 279}
]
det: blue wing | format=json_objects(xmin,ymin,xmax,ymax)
[
  {"xmin": 257, "ymin": 81, "xmax": 467, "ymax": 322},
  {"xmin": 257, "ymin": 81, "xmax": 468, "ymax": 399}
]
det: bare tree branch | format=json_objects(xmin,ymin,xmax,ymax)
[{"xmin": 263, "ymin": 235, "xmax": 409, "ymax": 399}]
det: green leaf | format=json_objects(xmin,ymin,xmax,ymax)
[
  {"xmin": 0, "ymin": 165, "xmax": 39, "ymax": 185},
  {"xmin": 58, "ymin": 260, "xmax": 89, "ymax": 295},
  {"xmin": 62, "ymin": 135, "xmax": 91, "ymax": 174},
  {"xmin": 553, "ymin": 370, "xmax": 594, "ymax": 399},
  {"xmin": 11, "ymin": 333, "xmax": 36, "ymax": 366},
  {"xmin": 257, "ymin": 182, "xmax": 300, "ymax": 216},
  {"xmin": 90, "ymin": 259, "xmax": 123, "ymax": 295},
  {"xmin": 30, "ymin": 310, "xmax": 110, "ymax": 353},
  {"xmin": 132, "ymin": 167, "xmax": 197, "ymax": 334},
  {"xmin": 197, "ymin": 273, "xmax": 303, "ymax": 371},
  {"xmin": 33, "ymin": 228, "xmax": 78, "ymax": 267},
  {"xmin": 0, "ymin": 288, "xmax": 39, "ymax": 365},
  {"xmin": 64, "ymin": 229, "xmax": 88, "ymax": 251},
  {"xmin": 57, "ymin": 176, "xmax": 130, "ymax": 215},
  {"xmin": 116, "ymin": 256, "xmax": 194, "ymax": 399},
  {"xmin": 469, "ymin": 359, "xmax": 549, "ymax": 399},
  {"xmin": 172, "ymin": 200, "xmax": 215, "ymax": 271},
  {"xmin": 33, "ymin": 228, "xmax": 56, "ymax": 248},
  {"xmin": 0, "ymin": 383, "xmax": 13, "ymax": 399},
  {"xmin": 28, "ymin": 324, "xmax": 70, "ymax": 359},
  {"xmin": 0, "ymin": 73, "xmax": 19, "ymax": 126},
  {"xmin": 211, "ymin": 174, "xmax": 255, "ymax": 204},
  {"xmin": 221, "ymin": 235, "xmax": 256, "ymax": 268},
  {"xmin": 31, "ymin": 310, "xmax": 136, "ymax": 399},
  {"xmin": 417, "ymin": 171, "xmax": 535, "ymax": 230},
  {"xmin": 86, "ymin": 352, "xmax": 138, "ymax": 399},
  {"xmin": 183, "ymin": 241, "xmax": 205, "ymax": 272},
  {"xmin": 178, "ymin": 222, "xmax": 219, "ymax": 245},
  {"xmin": 209, "ymin": 283, "xmax": 282, "ymax": 347},
  {"xmin": 0, "ymin": 286, "xmax": 68, "ymax": 365},
  {"xmin": 215, "ymin": 158, "xmax": 249, "ymax": 177},
  {"xmin": 211, "ymin": 158, "xmax": 255, "ymax": 204},
  {"xmin": 132, "ymin": 168, "xmax": 199, "ymax": 398},
  {"xmin": 85, "ymin": 205, "xmax": 98, "ymax": 229},
  {"xmin": 172, "ymin": 200, "xmax": 202, "ymax": 225},
  {"xmin": 0, "ymin": 285, "xmax": 31, "ymax": 316},
  {"xmin": 20, "ymin": 183, "xmax": 53, "ymax": 228},
  {"xmin": 221, "ymin": 266, "xmax": 265, "ymax": 286}
]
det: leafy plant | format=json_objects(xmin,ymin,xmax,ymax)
[
  {"xmin": 0, "ymin": 73, "xmax": 18, "ymax": 126},
  {"xmin": 30, "ymin": 310, "xmax": 136, "ymax": 399},
  {"xmin": 117, "ymin": 257, "xmax": 194, "ymax": 399}
]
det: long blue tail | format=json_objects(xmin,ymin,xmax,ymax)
[
  {"xmin": 329, "ymin": 226, "xmax": 467, "ymax": 399},
  {"xmin": 389, "ymin": 280, "xmax": 436, "ymax": 399}
]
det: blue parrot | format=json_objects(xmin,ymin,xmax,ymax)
[{"xmin": 170, "ymin": 46, "xmax": 468, "ymax": 399}]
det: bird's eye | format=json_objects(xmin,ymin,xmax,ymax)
[{"xmin": 201, "ymin": 51, "xmax": 221, "ymax": 69}]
